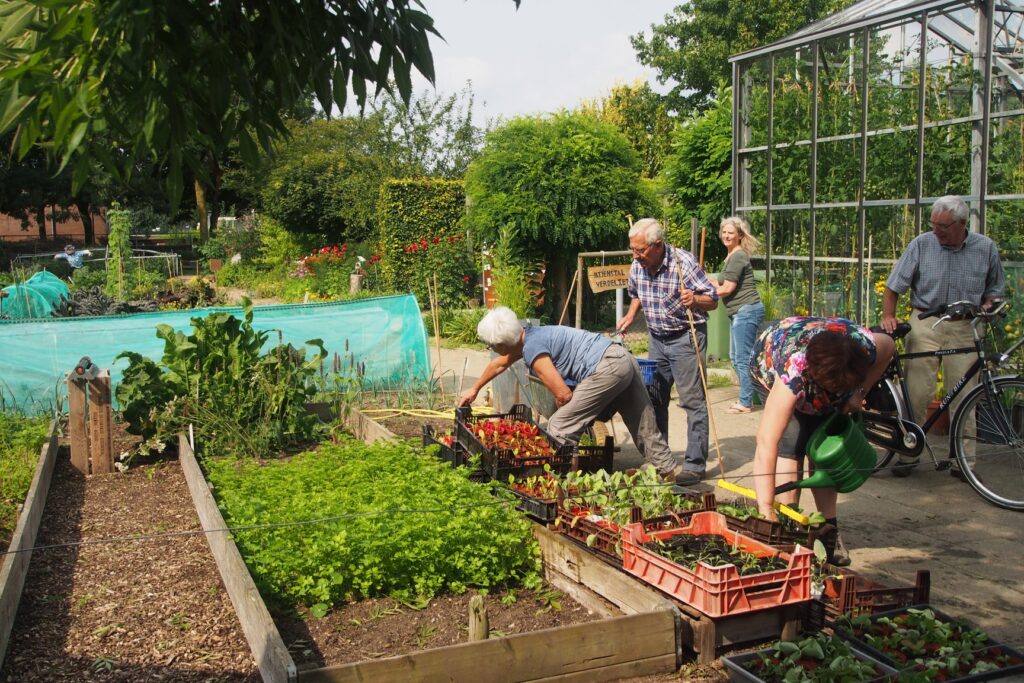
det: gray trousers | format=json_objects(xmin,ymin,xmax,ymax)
[
  {"xmin": 546, "ymin": 345, "xmax": 676, "ymax": 474},
  {"xmin": 649, "ymin": 327, "xmax": 709, "ymax": 473}
]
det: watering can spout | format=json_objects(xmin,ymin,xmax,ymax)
[{"xmin": 773, "ymin": 412, "xmax": 876, "ymax": 495}]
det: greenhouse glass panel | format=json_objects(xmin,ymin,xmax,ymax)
[
  {"xmin": 986, "ymin": 199, "xmax": 1024, "ymax": 262},
  {"xmin": 772, "ymin": 144, "xmax": 811, "ymax": 206},
  {"xmin": 768, "ymin": 209, "xmax": 811, "ymax": 316},
  {"xmin": 740, "ymin": 58, "xmax": 772, "ymax": 148},
  {"xmin": 773, "ymin": 48, "xmax": 813, "ymax": 145},
  {"xmin": 865, "ymin": 204, "xmax": 918, "ymax": 265},
  {"xmin": 817, "ymin": 139, "xmax": 862, "ymax": 204},
  {"xmin": 865, "ymin": 130, "xmax": 917, "ymax": 200},
  {"xmin": 867, "ymin": 22, "xmax": 922, "ymax": 131},
  {"xmin": 741, "ymin": 150, "xmax": 769, "ymax": 207},
  {"xmin": 922, "ymin": 122, "xmax": 972, "ymax": 197},
  {"xmin": 817, "ymin": 32, "xmax": 865, "ymax": 139},
  {"xmin": 814, "ymin": 207, "xmax": 860, "ymax": 319},
  {"xmin": 922, "ymin": 27, "xmax": 976, "ymax": 124},
  {"xmin": 988, "ymin": 114, "xmax": 1024, "ymax": 197}
]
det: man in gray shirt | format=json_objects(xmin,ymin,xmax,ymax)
[{"xmin": 880, "ymin": 195, "xmax": 1005, "ymax": 478}]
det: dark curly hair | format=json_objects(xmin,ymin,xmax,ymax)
[{"xmin": 805, "ymin": 330, "xmax": 872, "ymax": 393}]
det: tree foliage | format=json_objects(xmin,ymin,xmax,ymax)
[
  {"xmin": 578, "ymin": 80, "xmax": 674, "ymax": 178},
  {"xmin": 0, "ymin": 1, "xmax": 443, "ymax": 206},
  {"xmin": 631, "ymin": 0, "xmax": 854, "ymax": 113},
  {"xmin": 661, "ymin": 87, "xmax": 733, "ymax": 265},
  {"xmin": 465, "ymin": 113, "xmax": 656, "ymax": 255}
]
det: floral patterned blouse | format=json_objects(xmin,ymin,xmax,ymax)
[{"xmin": 751, "ymin": 316, "xmax": 876, "ymax": 415}]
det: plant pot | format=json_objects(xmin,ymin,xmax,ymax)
[{"xmin": 926, "ymin": 398, "xmax": 949, "ymax": 434}]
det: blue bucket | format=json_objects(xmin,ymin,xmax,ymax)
[{"xmin": 637, "ymin": 359, "xmax": 657, "ymax": 386}]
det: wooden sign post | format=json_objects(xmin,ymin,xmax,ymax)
[{"xmin": 66, "ymin": 367, "xmax": 114, "ymax": 475}]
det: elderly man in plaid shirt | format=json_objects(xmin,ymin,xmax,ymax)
[{"xmin": 617, "ymin": 218, "xmax": 719, "ymax": 485}]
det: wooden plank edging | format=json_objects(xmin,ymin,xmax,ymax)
[
  {"xmin": 299, "ymin": 608, "xmax": 678, "ymax": 683},
  {"xmin": 0, "ymin": 419, "xmax": 60, "ymax": 669},
  {"xmin": 343, "ymin": 407, "xmax": 398, "ymax": 444},
  {"xmin": 177, "ymin": 434, "xmax": 297, "ymax": 683}
]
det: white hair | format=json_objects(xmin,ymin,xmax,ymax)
[
  {"xmin": 931, "ymin": 195, "xmax": 968, "ymax": 224},
  {"xmin": 477, "ymin": 306, "xmax": 523, "ymax": 347},
  {"xmin": 628, "ymin": 218, "xmax": 664, "ymax": 245}
]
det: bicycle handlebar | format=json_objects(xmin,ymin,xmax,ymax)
[{"xmin": 916, "ymin": 299, "xmax": 1007, "ymax": 322}]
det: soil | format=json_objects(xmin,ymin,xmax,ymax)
[
  {"xmin": 276, "ymin": 587, "xmax": 601, "ymax": 671},
  {"xmin": 2, "ymin": 421, "xmax": 259, "ymax": 682}
]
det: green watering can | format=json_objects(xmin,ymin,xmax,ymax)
[{"xmin": 775, "ymin": 412, "xmax": 876, "ymax": 494}]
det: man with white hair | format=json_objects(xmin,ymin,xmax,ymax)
[
  {"xmin": 881, "ymin": 195, "xmax": 1005, "ymax": 478},
  {"xmin": 617, "ymin": 218, "xmax": 719, "ymax": 485},
  {"xmin": 457, "ymin": 306, "xmax": 689, "ymax": 484}
]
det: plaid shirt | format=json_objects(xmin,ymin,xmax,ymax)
[{"xmin": 628, "ymin": 244, "xmax": 718, "ymax": 337}]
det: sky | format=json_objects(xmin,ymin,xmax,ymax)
[{"xmin": 410, "ymin": 1, "xmax": 682, "ymax": 123}]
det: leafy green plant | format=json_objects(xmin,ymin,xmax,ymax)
[
  {"xmin": 205, "ymin": 437, "xmax": 542, "ymax": 610},
  {"xmin": 744, "ymin": 633, "xmax": 885, "ymax": 682},
  {"xmin": 105, "ymin": 204, "xmax": 134, "ymax": 300},
  {"xmin": 0, "ymin": 412, "xmax": 49, "ymax": 547},
  {"xmin": 114, "ymin": 301, "xmax": 327, "ymax": 460}
]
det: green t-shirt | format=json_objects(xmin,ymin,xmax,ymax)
[{"xmin": 719, "ymin": 250, "xmax": 760, "ymax": 316}]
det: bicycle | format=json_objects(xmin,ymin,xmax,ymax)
[{"xmin": 861, "ymin": 299, "xmax": 1024, "ymax": 511}]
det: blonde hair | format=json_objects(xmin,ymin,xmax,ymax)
[{"xmin": 720, "ymin": 216, "xmax": 760, "ymax": 255}]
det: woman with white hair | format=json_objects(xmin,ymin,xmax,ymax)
[
  {"xmin": 457, "ymin": 307, "xmax": 689, "ymax": 484},
  {"xmin": 715, "ymin": 216, "xmax": 765, "ymax": 414}
]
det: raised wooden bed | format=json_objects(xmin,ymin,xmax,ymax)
[
  {"xmin": 183, "ymin": 411, "xmax": 683, "ymax": 683},
  {"xmin": 0, "ymin": 420, "xmax": 60, "ymax": 670}
]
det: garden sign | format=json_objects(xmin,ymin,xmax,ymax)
[{"xmin": 587, "ymin": 264, "xmax": 631, "ymax": 293}]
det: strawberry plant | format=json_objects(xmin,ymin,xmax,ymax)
[
  {"xmin": 205, "ymin": 436, "xmax": 542, "ymax": 611},
  {"xmin": 835, "ymin": 607, "xmax": 1024, "ymax": 681},
  {"xmin": 739, "ymin": 633, "xmax": 890, "ymax": 682},
  {"xmin": 474, "ymin": 419, "xmax": 555, "ymax": 459}
]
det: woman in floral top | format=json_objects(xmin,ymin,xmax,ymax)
[{"xmin": 750, "ymin": 317, "xmax": 894, "ymax": 566}]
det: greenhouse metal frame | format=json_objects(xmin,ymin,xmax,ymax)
[{"xmin": 730, "ymin": 0, "xmax": 1024, "ymax": 321}]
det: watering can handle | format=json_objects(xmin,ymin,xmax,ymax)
[{"xmin": 773, "ymin": 412, "xmax": 867, "ymax": 495}]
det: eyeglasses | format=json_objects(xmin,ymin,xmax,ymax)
[
  {"xmin": 929, "ymin": 219, "xmax": 961, "ymax": 232},
  {"xmin": 631, "ymin": 242, "xmax": 660, "ymax": 257}
]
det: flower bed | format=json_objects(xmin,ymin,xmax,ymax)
[{"xmin": 834, "ymin": 605, "xmax": 1024, "ymax": 682}]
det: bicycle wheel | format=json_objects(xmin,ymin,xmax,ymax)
[
  {"xmin": 951, "ymin": 376, "xmax": 1024, "ymax": 511},
  {"xmin": 864, "ymin": 378, "xmax": 907, "ymax": 472}
]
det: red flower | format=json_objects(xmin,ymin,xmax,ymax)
[
  {"xmin": 432, "ymin": 237, "xmax": 440, "ymax": 244},
  {"xmin": 463, "ymin": 276, "xmax": 471, "ymax": 283}
]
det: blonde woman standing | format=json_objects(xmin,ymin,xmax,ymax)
[{"xmin": 715, "ymin": 216, "xmax": 765, "ymax": 413}]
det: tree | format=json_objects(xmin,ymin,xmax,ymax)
[
  {"xmin": 660, "ymin": 87, "xmax": 733, "ymax": 267},
  {"xmin": 465, "ymin": 113, "xmax": 659, "ymax": 317},
  {"xmin": 259, "ymin": 117, "xmax": 397, "ymax": 243},
  {"xmin": 0, "ymin": 1, "xmax": 451, "ymax": 208},
  {"xmin": 631, "ymin": 0, "xmax": 854, "ymax": 113},
  {"xmin": 371, "ymin": 83, "xmax": 485, "ymax": 178},
  {"xmin": 578, "ymin": 80, "xmax": 674, "ymax": 178}
]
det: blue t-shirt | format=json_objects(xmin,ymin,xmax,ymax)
[{"xmin": 522, "ymin": 325, "xmax": 612, "ymax": 382}]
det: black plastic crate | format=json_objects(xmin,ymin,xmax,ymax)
[
  {"xmin": 834, "ymin": 605, "xmax": 1024, "ymax": 682},
  {"xmin": 574, "ymin": 435, "xmax": 614, "ymax": 474},
  {"xmin": 423, "ymin": 424, "xmax": 488, "ymax": 481},
  {"xmin": 505, "ymin": 486, "xmax": 559, "ymax": 524},
  {"xmin": 722, "ymin": 640, "xmax": 897, "ymax": 683},
  {"xmin": 455, "ymin": 405, "xmax": 573, "ymax": 480}
]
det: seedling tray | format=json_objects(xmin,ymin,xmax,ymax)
[
  {"xmin": 721, "ymin": 642, "xmax": 898, "ymax": 683},
  {"xmin": 833, "ymin": 605, "xmax": 1024, "ymax": 682},
  {"xmin": 574, "ymin": 435, "xmax": 614, "ymax": 474},
  {"xmin": 622, "ymin": 511, "xmax": 812, "ymax": 618},
  {"xmin": 423, "ymin": 425, "xmax": 487, "ymax": 482},
  {"xmin": 717, "ymin": 503, "xmax": 813, "ymax": 546},
  {"xmin": 505, "ymin": 476, "xmax": 563, "ymax": 524},
  {"xmin": 455, "ymin": 404, "xmax": 573, "ymax": 480},
  {"xmin": 557, "ymin": 506, "xmax": 707, "ymax": 565},
  {"xmin": 820, "ymin": 568, "xmax": 930, "ymax": 619}
]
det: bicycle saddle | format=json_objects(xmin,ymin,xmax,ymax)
[{"xmin": 870, "ymin": 322, "xmax": 911, "ymax": 340}]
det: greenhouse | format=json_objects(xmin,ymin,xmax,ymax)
[{"xmin": 730, "ymin": 0, "xmax": 1024, "ymax": 322}]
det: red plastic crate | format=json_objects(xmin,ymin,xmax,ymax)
[{"xmin": 621, "ymin": 511, "xmax": 812, "ymax": 618}]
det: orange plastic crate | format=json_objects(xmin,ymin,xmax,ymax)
[{"xmin": 622, "ymin": 511, "xmax": 812, "ymax": 618}]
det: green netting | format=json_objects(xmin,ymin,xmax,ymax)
[
  {"xmin": 0, "ymin": 294, "xmax": 429, "ymax": 414},
  {"xmin": 1, "ymin": 271, "xmax": 70, "ymax": 321}
]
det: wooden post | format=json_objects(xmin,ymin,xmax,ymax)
[
  {"xmin": 468, "ymin": 594, "xmax": 488, "ymax": 641},
  {"xmin": 429, "ymin": 274, "xmax": 445, "ymax": 402},
  {"xmin": 67, "ymin": 376, "xmax": 89, "ymax": 474},
  {"xmin": 87, "ymin": 370, "xmax": 114, "ymax": 474}
]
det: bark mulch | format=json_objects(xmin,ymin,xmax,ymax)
[{"xmin": 2, "ymin": 428, "xmax": 259, "ymax": 682}]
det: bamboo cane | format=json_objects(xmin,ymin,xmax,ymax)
[
  {"xmin": 557, "ymin": 269, "xmax": 579, "ymax": 326},
  {"xmin": 698, "ymin": 225, "xmax": 707, "ymax": 268},
  {"xmin": 427, "ymin": 275, "xmax": 445, "ymax": 402}
]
